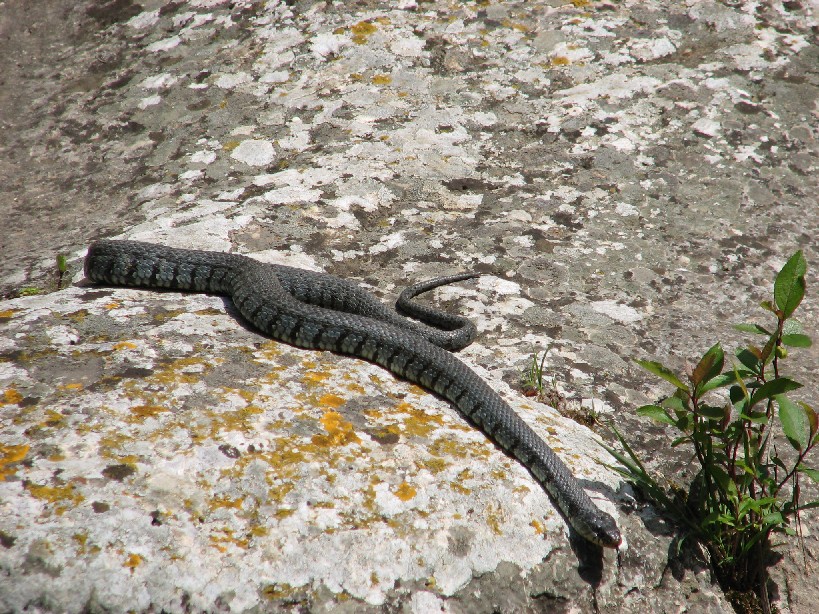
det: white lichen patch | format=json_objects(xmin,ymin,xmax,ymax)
[
  {"xmin": 230, "ymin": 139, "xmax": 276, "ymax": 166},
  {"xmin": 590, "ymin": 300, "xmax": 644, "ymax": 324}
]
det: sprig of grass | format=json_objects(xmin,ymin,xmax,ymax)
[
  {"xmin": 56, "ymin": 254, "xmax": 67, "ymax": 290},
  {"xmin": 522, "ymin": 350, "xmax": 549, "ymax": 396},
  {"xmin": 521, "ymin": 350, "xmax": 601, "ymax": 427}
]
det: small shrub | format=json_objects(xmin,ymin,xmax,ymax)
[{"xmin": 606, "ymin": 251, "xmax": 817, "ymax": 612}]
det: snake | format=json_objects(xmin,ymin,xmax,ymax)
[{"xmin": 84, "ymin": 239, "xmax": 621, "ymax": 548}]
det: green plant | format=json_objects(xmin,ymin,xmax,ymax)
[
  {"xmin": 521, "ymin": 350, "xmax": 549, "ymax": 397},
  {"xmin": 521, "ymin": 351, "xmax": 602, "ymax": 427},
  {"xmin": 19, "ymin": 287, "xmax": 42, "ymax": 296},
  {"xmin": 605, "ymin": 251, "xmax": 817, "ymax": 612},
  {"xmin": 56, "ymin": 254, "xmax": 67, "ymax": 290}
]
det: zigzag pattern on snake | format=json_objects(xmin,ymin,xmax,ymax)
[{"xmin": 84, "ymin": 239, "xmax": 621, "ymax": 548}]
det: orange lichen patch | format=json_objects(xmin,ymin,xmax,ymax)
[
  {"xmin": 274, "ymin": 508, "xmax": 295, "ymax": 519},
  {"xmin": 209, "ymin": 527, "xmax": 249, "ymax": 551},
  {"xmin": 317, "ymin": 393, "xmax": 345, "ymax": 409},
  {"xmin": 201, "ymin": 405, "xmax": 264, "ymax": 437},
  {"xmin": 416, "ymin": 456, "xmax": 448, "ymax": 474},
  {"xmin": 25, "ymin": 482, "xmax": 84, "ymax": 514},
  {"xmin": 302, "ymin": 370, "xmax": 331, "ymax": 385},
  {"xmin": 217, "ymin": 387, "xmax": 256, "ymax": 404},
  {"xmin": 350, "ymin": 20, "xmax": 377, "ymax": 44},
  {"xmin": 371, "ymin": 74, "xmax": 392, "ymax": 85},
  {"xmin": 98, "ymin": 432, "xmax": 134, "ymax": 459},
  {"xmin": 113, "ymin": 341, "xmax": 138, "ymax": 350},
  {"xmin": 267, "ymin": 481, "xmax": 295, "ymax": 504},
  {"xmin": 223, "ymin": 140, "xmax": 241, "ymax": 151},
  {"xmin": 550, "ymin": 56, "xmax": 571, "ymax": 66},
  {"xmin": 485, "ymin": 503, "xmax": 505, "ymax": 536},
  {"xmin": 312, "ymin": 411, "xmax": 360, "ymax": 448},
  {"xmin": 248, "ymin": 525, "xmax": 269, "ymax": 538},
  {"xmin": 129, "ymin": 405, "xmax": 168, "ymax": 420},
  {"xmin": 210, "ymin": 495, "xmax": 245, "ymax": 510},
  {"xmin": 0, "ymin": 309, "xmax": 16, "ymax": 320},
  {"xmin": 396, "ymin": 402, "xmax": 445, "ymax": 438},
  {"xmin": 58, "ymin": 383, "xmax": 84, "ymax": 392},
  {"xmin": 429, "ymin": 435, "xmax": 490, "ymax": 460},
  {"xmin": 450, "ymin": 481, "xmax": 471, "ymax": 495},
  {"xmin": 345, "ymin": 382, "xmax": 366, "ymax": 395},
  {"xmin": 369, "ymin": 423, "xmax": 401, "ymax": 442},
  {"xmin": 393, "ymin": 481, "xmax": 416, "ymax": 501},
  {"xmin": 530, "ymin": 519, "xmax": 546, "ymax": 535},
  {"xmin": 123, "ymin": 553, "xmax": 143, "ymax": 572},
  {"xmin": 2, "ymin": 388, "xmax": 23, "ymax": 406},
  {"xmin": 456, "ymin": 468, "xmax": 473, "ymax": 481},
  {"xmin": 41, "ymin": 409, "xmax": 66, "ymax": 427},
  {"xmin": 153, "ymin": 356, "xmax": 214, "ymax": 386},
  {"xmin": 72, "ymin": 532, "xmax": 89, "ymax": 553},
  {"xmin": 152, "ymin": 309, "xmax": 185, "ymax": 323},
  {"xmin": 0, "ymin": 444, "xmax": 29, "ymax": 480},
  {"xmin": 503, "ymin": 19, "xmax": 530, "ymax": 32},
  {"xmin": 63, "ymin": 309, "xmax": 89, "ymax": 323},
  {"xmin": 258, "ymin": 340, "xmax": 283, "ymax": 354},
  {"xmin": 104, "ymin": 302, "xmax": 121, "ymax": 310},
  {"xmin": 261, "ymin": 583, "xmax": 299, "ymax": 601},
  {"xmin": 194, "ymin": 307, "xmax": 223, "ymax": 316}
]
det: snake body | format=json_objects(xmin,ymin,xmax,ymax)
[{"xmin": 84, "ymin": 239, "xmax": 621, "ymax": 548}]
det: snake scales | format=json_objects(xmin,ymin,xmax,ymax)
[{"xmin": 84, "ymin": 239, "xmax": 621, "ymax": 548}]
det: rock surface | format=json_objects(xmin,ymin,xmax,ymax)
[{"xmin": 1, "ymin": 0, "xmax": 818, "ymax": 612}]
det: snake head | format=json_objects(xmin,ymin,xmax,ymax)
[{"xmin": 583, "ymin": 511, "xmax": 622, "ymax": 549}]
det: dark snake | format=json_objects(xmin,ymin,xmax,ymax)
[{"xmin": 84, "ymin": 239, "xmax": 621, "ymax": 548}]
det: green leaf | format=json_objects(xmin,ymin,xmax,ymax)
[
  {"xmin": 661, "ymin": 395, "xmax": 687, "ymax": 412},
  {"xmin": 637, "ymin": 405, "xmax": 676, "ymax": 426},
  {"xmin": 670, "ymin": 435, "xmax": 690, "ymax": 447},
  {"xmin": 763, "ymin": 511, "xmax": 784, "ymax": 526},
  {"xmin": 709, "ymin": 465, "xmax": 738, "ymax": 499},
  {"xmin": 740, "ymin": 410, "xmax": 769, "ymax": 425},
  {"xmin": 803, "ymin": 402, "xmax": 818, "ymax": 439},
  {"xmin": 730, "ymin": 385, "xmax": 748, "ymax": 409},
  {"xmin": 760, "ymin": 334, "xmax": 777, "ymax": 365},
  {"xmin": 737, "ymin": 497, "xmax": 758, "ymax": 519},
  {"xmin": 734, "ymin": 323, "xmax": 771, "ymax": 335},
  {"xmin": 56, "ymin": 254, "xmax": 67, "ymax": 273},
  {"xmin": 691, "ymin": 343, "xmax": 725, "ymax": 394},
  {"xmin": 779, "ymin": 396, "xmax": 810, "ymax": 451},
  {"xmin": 749, "ymin": 377, "xmax": 802, "ymax": 408},
  {"xmin": 736, "ymin": 349, "xmax": 761, "ymax": 373},
  {"xmin": 692, "ymin": 343, "xmax": 724, "ymax": 389},
  {"xmin": 698, "ymin": 404, "xmax": 728, "ymax": 420},
  {"xmin": 760, "ymin": 300, "xmax": 776, "ymax": 313},
  {"xmin": 797, "ymin": 465, "xmax": 819, "ymax": 483},
  {"xmin": 782, "ymin": 334, "xmax": 812, "ymax": 348},
  {"xmin": 774, "ymin": 251, "xmax": 807, "ymax": 319},
  {"xmin": 634, "ymin": 359, "xmax": 688, "ymax": 391},
  {"xmin": 700, "ymin": 372, "xmax": 739, "ymax": 394}
]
